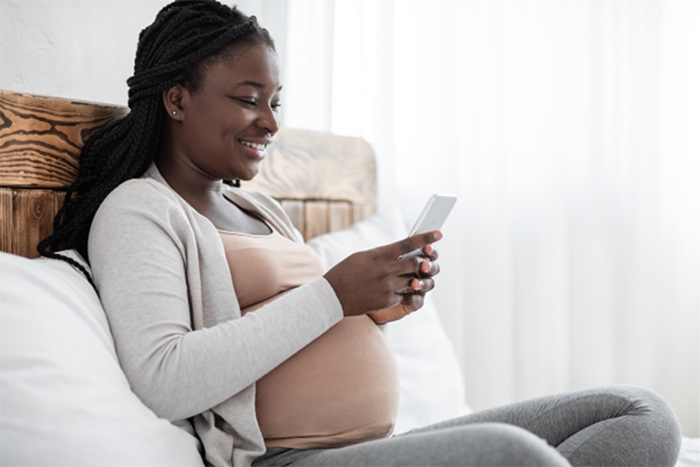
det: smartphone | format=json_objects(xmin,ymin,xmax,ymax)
[{"xmin": 402, "ymin": 193, "xmax": 457, "ymax": 258}]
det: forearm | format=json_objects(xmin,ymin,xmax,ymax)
[{"xmin": 108, "ymin": 278, "xmax": 342, "ymax": 420}]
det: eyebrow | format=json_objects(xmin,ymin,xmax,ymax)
[{"xmin": 236, "ymin": 80, "xmax": 283, "ymax": 92}]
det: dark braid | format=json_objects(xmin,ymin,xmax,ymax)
[{"xmin": 38, "ymin": 0, "xmax": 275, "ymax": 285}]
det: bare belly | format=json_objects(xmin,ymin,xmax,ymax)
[{"xmin": 254, "ymin": 315, "xmax": 399, "ymax": 449}]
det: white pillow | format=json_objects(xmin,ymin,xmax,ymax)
[
  {"xmin": 0, "ymin": 251, "xmax": 204, "ymax": 467},
  {"xmin": 307, "ymin": 207, "xmax": 472, "ymax": 435}
]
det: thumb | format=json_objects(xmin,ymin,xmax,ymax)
[{"xmin": 387, "ymin": 230, "xmax": 443, "ymax": 259}]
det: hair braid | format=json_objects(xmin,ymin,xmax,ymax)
[{"xmin": 38, "ymin": 0, "xmax": 275, "ymax": 284}]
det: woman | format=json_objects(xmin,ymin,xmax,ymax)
[{"xmin": 39, "ymin": 1, "xmax": 682, "ymax": 466}]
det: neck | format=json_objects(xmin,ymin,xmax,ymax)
[{"xmin": 156, "ymin": 123, "xmax": 225, "ymax": 203}]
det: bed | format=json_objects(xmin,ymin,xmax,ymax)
[
  {"xmin": 0, "ymin": 90, "xmax": 474, "ymax": 465},
  {"xmin": 2, "ymin": 89, "xmax": 698, "ymax": 467},
  {"xmin": 2, "ymin": 90, "xmax": 698, "ymax": 467}
]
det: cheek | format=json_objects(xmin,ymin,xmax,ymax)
[{"xmin": 226, "ymin": 109, "xmax": 255, "ymax": 131}]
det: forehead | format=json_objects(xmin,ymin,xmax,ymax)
[{"xmin": 201, "ymin": 45, "xmax": 280, "ymax": 91}]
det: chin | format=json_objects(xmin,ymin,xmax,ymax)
[
  {"xmin": 228, "ymin": 164, "xmax": 259, "ymax": 182},
  {"xmin": 237, "ymin": 170, "xmax": 259, "ymax": 182},
  {"xmin": 239, "ymin": 171, "xmax": 258, "ymax": 181}
]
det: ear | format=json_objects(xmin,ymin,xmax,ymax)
[{"xmin": 162, "ymin": 85, "xmax": 187, "ymax": 121}]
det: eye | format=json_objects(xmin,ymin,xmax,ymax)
[
  {"xmin": 234, "ymin": 97, "xmax": 256, "ymax": 107},
  {"xmin": 271, "ymin": 102, "xmax": 282, "ymax": 111}
]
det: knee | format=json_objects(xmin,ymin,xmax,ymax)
[
  {"xmin": 632, "ymin": 386, "xmax": 682, "ymax": 462},
  {"xmin": 617, "ymin": 386, "xmax": 680, "ymax": 430},
  {"xmin": 604, "ymin": 385, "xmax": 682, "ymax": 465},
  {"xmin": 484, "ymin": 423, "xmax": 569, "ymax": 467}
]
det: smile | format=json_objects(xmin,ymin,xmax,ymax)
[{"xmin": 240, "ymin": 140, "xmax": 268, "ymax": 150}]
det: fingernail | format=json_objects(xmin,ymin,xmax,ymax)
[
  {"xmin": 433, "ymin": 231, "xmax": 443, "ymax": 241},
  {"xmin": 421, "ymin": 261, "xmax": 430, "ymax": 273},
  {"xmin": 425, "ymin": 245, "xmax": 433, "ymax": 255}
]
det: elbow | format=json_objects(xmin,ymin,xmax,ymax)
[
  {"xmin": 130, "ymin": 374, "xmax": 197, "ymax": 421},
  {"xmin": 119, "ymin": 336, "xmax": 204, "ymax": 421}
]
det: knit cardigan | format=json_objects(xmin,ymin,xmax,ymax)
[{"xmin": 88, "ymin": 164, "xmax": 344, "ymax": 467}]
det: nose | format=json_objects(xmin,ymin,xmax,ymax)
[{"xmin": 257, "ymin": 103, "xmax": 280, "ymax": 136}]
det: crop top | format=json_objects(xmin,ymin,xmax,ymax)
[{"xmin": 219, "ymin": 228, "xmax": 399, "ymax": 449}]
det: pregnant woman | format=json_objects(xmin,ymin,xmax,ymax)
[{"xmin": 39, "ymin": 1, "xmax": 682, "ymax": 466}]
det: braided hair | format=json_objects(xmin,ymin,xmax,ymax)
[{"xmin": 38, "ymin": 0, "xmax": 275, "ymax": 285}]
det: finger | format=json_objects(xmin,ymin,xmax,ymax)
[
  {"xmin": 395, "ymin": 278, "xmax": 418, "ymax": 295},
  {"xmin": 408, "ymin": 245, "xmax": 439, "ymax": 261},
  {"xmin": 401, "ymin": 293, "xmax": 425, "ymax": 313},
  {"xmin": 421, "ymin": 277, "xmax": 435, "ymax": 293},
  {"xmin": 424, "ymin": 245, "xmax": 439, "ymax": 261},
  {"xmin": 395, "ymin": 255, "xmax": 430, "ymax": 277},
  {"xmin": 398, "ymin": 276, "xmax": 435, "ymax": 295},
  {"xmin": 385, "ymin": 230, "xmax": 442, "ymax": 259},
  {"xmin": 404, "ymin": 277, "xmax": 435, "ymax": 294},
  {"xmin": 419, "ymin": 261, "xmax": 440, "ymax": 278}
]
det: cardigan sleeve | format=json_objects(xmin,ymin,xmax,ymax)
[{"xmin": 88, "ymin": 180, "xmax": 344, "ymax": 421}]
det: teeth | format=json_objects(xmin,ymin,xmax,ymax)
[{"xmin": 241, "ymin": 140, "xmax": 266, "ymax": 150}]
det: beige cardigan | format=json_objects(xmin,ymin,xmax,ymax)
[{"xmin": 88, "ymin": 165, "xmax": 344, "ymax": 467}]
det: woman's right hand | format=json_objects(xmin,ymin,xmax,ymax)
[{"xmin": 323, "ymin": 231, "xmax": 443, "ymax": 317}]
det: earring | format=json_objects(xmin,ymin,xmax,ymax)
[{"xmin": 171, "ymin": 110, "xmax": 177, "ymax": 115}]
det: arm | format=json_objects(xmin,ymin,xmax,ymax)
[{"xmin": 88, "ymin": 182, "xmax": 343, "ymax": 421}]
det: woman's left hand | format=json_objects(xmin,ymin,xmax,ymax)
[{"xmin": 367, "ymin": 245, "xmax": 440, "ymax": 325}]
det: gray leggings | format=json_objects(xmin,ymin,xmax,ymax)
[{"xmin": 252, "ymin": 385, "xmax": 681, "ymax": 466}]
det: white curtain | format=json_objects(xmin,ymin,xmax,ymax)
[
  {"xmin": 4, "ymin": 0, "xmax": 695, "ymax": 439},
  {"xmin": 281, "ymin": 0, "xmax": 700, "ymax": 436}
]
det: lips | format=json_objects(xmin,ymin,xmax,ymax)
[
  {"xmin": 240, "ymin": 140, "xmax": 267, "ymax": 151},
  {"xmin": 238, "ymin": 138, "xmax": 271, "ymax": 160}
]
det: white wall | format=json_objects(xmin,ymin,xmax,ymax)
[{"xmin": 0, "ymin": 0, "xmax": 288, "ymax": 107}]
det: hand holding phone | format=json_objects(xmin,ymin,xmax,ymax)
[{"xmin": 402, "ymin": 193, "xmax": 457, "ymax": 259}]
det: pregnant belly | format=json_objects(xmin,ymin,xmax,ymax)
[{"xmin": 254, "ymin": 315, "xmax": 399, "ymax": 449}]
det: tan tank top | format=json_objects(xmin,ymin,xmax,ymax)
[{"xmin": 219, "ymin": 228, "xmax": 399, "ymax": 449}]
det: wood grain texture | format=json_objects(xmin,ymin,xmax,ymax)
[
  {"xmin": 353, "ymin": 204, "xmax": 375, "ymax": 226},
  {"xmin": 6, "ymin": 189, "xmax": 63, "ymax": 258},
  {"xmin": 276, "ymin": 199, "xmax": 353, "ymax": 242},
  {"xmin": 279, "ymin": 199, "xmax": 304, "ymax": 234},
  {"xmin": 0, "ymin": 188, "xmax": 11, "ymax": 254},
  {"xmin": 243, "ymin": 127, "xmax": 377, "ymax": 223},
  {"xmin": 0, "ymin": 90, "xmax": 128, "ymax": 189},
  {"xmin": 329, "ymin": 201, "xmax": 352, "ymax": 232},
  {"xmin": 304, "ymin": 201, "xmax": 329, "ymax": 241}
]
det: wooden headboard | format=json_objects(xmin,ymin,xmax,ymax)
[{"xmin": 0, "ymin": 90, "xmax": 376, "ymax": 258}]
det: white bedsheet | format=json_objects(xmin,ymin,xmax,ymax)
[{"xmin": 678, "ymin": 437, "xmax": 700, "ymax": 467}]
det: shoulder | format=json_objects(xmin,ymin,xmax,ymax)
[
  {"xmin": 99, "ymin": 178, "xmax": 180, "ymax": 212},
  {"xmin": 91, "ymin": 177, "xmax": 193, "ymax": 242},
  {"xmin": 95, "ymin": 177, "xmax": 190, "ymax": 226}
]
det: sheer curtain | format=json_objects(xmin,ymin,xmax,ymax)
[{"xmin": 281, "ymin": 0, "xmax": 699, "ymax": 436}]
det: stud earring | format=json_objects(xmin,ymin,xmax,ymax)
[{"xmin": 172, "ymin": 110, "xmax": 177, "ymax": 115}]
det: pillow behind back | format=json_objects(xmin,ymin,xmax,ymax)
[
  {"xmin": 307, "ymin": 207, "xmax": 471, "ymax": 434},
  {"xmin": 0, "ymin": 251, "xmax": 203, "ymax": 466}
]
